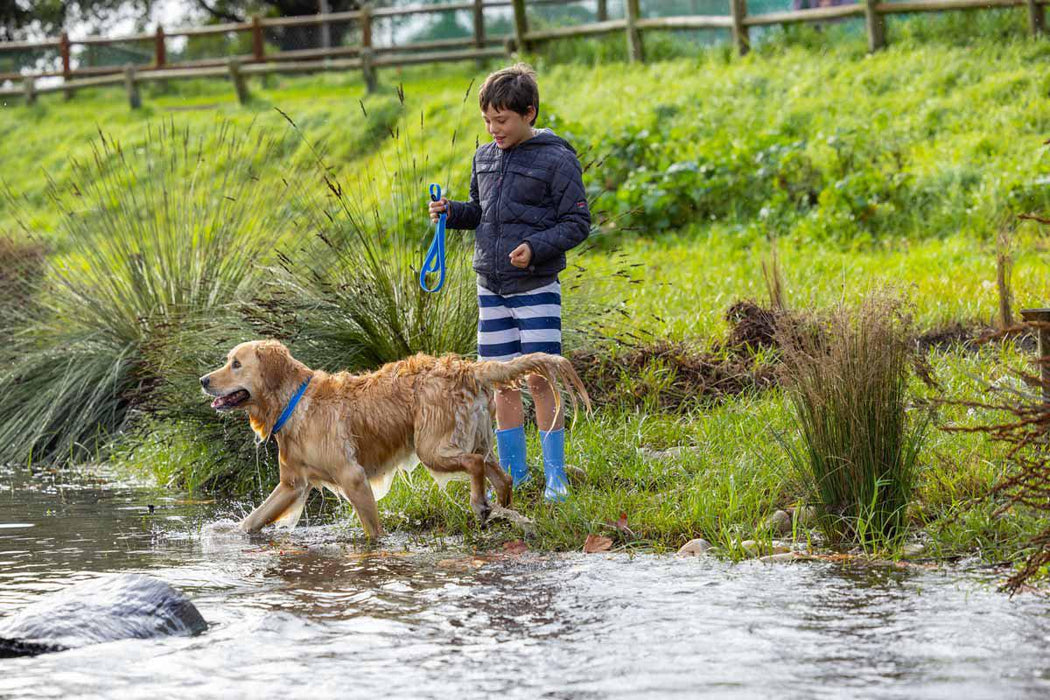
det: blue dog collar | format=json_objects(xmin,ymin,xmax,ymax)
[{"xmin": 269, "ymin": 377, "xmax": 311, "ymax": 439}]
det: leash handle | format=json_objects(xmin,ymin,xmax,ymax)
[{"xmin": 421, "ymin": 183, "xmax": 447, "ymax": 293}]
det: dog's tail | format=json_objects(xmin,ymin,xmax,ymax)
[{"xmin": 472, "ymin": 353, "xmax": 592, "ymax": 423}]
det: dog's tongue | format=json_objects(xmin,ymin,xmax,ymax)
[{"xmin": 211, "ymin": 390, "xmax": 248, "ymax": 409}]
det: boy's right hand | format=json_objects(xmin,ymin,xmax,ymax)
[{"xmin": 429, "ymin": 197, "xmax": 449, "ymax": 223}]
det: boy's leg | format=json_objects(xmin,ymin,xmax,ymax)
[
  {"xmin": 478, "ymin": 283, "xmax": 529, "ymax": 486},
  {"xmin": 516, "ymin": 280, "xmax": 569, "ymax": 502},
  {"xmin": 494, "ymin": 388, "xmax": 530, "ymax": 486}
]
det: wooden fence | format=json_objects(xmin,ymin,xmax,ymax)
[{"xmin": 1, "ymin": 0, "xmax": 1046, "ymax": 106}]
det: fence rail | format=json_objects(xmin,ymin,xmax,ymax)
[{"xmin": 1, "ymin": 0, "xmax": 1046, "ymax": 106}]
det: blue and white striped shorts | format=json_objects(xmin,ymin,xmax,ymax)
[{"xmin": 477, "ymin": 279, "xmax": 562, "ymax": 362}]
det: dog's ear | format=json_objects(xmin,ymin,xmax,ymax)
[{"xmin": 256, "ymin": 342, "xmax": 292, "ymax": 395}]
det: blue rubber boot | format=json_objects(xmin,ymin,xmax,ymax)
[
  {"xmin": 496, "ymin": 425, "xmax": 530, "ymax": 487},
  {"xmin": 539, "ymin": 427, "xmax": 569, "ymax": 503}
]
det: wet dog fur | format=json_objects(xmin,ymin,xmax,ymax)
[{"xmin": 200, "ymin": 340, "xmax": 590, "ymax": 538}]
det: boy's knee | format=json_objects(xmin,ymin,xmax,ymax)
[
  {"xmin": 496, "ymin": 386, "xmax": 521, "ymax": 402},
  {"xmin": 526, "ymin": 374, "xmax": 553, "ymax": 394}
]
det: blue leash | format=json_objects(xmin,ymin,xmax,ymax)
[
  {"xmin": 420, "ymin": 183, "xmax": 446, "ymax": 293},
  {"xmin": 267, "ymin": 377, "xmax": 311, "ymax": 441}
]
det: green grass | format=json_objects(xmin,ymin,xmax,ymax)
[{"xmin": 5, "ymin": 27, "xmax": 1050, "ymax": 570}]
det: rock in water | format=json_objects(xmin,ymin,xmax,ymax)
[{"xmin": 0, "ymin": 574, "xmax": 207, "ymax": 658}]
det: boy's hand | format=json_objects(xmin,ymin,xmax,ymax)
[
  {"xmin": 509, "ymin": 243, "xmax": 532, "ymax": 269},
  {"xmin": 429, "ymin": 197, "xmax": 449, "ymax": 223}
]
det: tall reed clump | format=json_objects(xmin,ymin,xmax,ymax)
[
  {"xmin": 0, "ymin": 120, "xmax": 301, "ymax": 466},
  {"xmin": 775, "ymin": 290, "xmax": 929, "ymax": 547},
  {"xmin": 254, "ymin": 94, "xmax": 481, "ymax": 370}
]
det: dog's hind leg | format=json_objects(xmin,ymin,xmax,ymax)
[
  {"xmin": 335, "ymin": 463, "xmax": 383, "ymax": 540},
  {"xmin": 485, "ymin": 459, "xmax": 512, "ymax": 508},
  {"xmin": 418, "ymin": 449, "xmax": 491, "ymax": 523}
]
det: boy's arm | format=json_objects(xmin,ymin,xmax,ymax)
[
  {"xmin": 445, "ymin": 154, "xmax": 482, "ymax": 230},
  {"xmin": 523, "ymin": 155, "xmax": 590, "ymax": 264}
]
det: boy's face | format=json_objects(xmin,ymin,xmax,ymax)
[{"xmin": 482, "ymin": 104, "xmax": 536, "ymax": 150}]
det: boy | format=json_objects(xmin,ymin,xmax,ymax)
[{"xmin": 428, "ymin": 63, "xmax": 590, "ymax": 502}]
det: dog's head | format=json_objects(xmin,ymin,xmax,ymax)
[{"xmin": 200, "ymin": 340, "xmax": 300, "ymax": 413}]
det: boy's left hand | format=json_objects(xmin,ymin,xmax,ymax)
[{"xmin": 509, "ymin": 243, "xmax": 532, "ymax": 269}]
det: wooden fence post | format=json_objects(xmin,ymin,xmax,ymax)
[
  {"xmin": 597, "ymin": 0, "xmax": 608, "ymax": 21},
  {"xmin": 361, "ymin": 48, "xmax": 377, "ymax": 93},
  {"xmin": 1027, "ymin": 0, "xmax": 1045, "ymax": 35},
  {"xmin": 473, "ymin": 0, "xmax": 486, "ymax": 68},
  {"xmin": 252, "ymin": 15, "xmax": 265, "ymax": 62},
  {"xmin": 320, "ymin": 0, "xmax": 332, "ymax": 49},
  {"xmin": 154, "ymin": 25, "xmax": 168, "ymax": 92},
  {"xmin": 625, "ymin": 0, "xmax": 644, "ymax": 63},
  {"xmin": 154, "ymin": 26, "xmax": 167, "ymax": 67},
  {"xmin": 864, "ymin": 0, "xmax": 885, "ymax": 51},
  {"xmin": 730, "ymin": 0, "xmax": 749, "ymax": 56},
  {"xmin": 228, "ymin": 57, "xmax": 250, "ymax": 104},
  {"xmin": 59, "ymin": 31, "xmax": 73, "ymax": 100},
  {"xmin": 511, "ymin": 0, "xmax": 529, "ymax": 54},
  {"xmin": 361, "ymin": 4, "xmax": 373, "ymax": 51},
  {"xmin": 124, "ymin": 64, "xmax": 141, "ymax": 109},
  {"xmin": 23, "ymin": 77, "xmax": 36, "ymax": 106}
]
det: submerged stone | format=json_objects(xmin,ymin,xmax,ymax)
[{"xmin": 0, "ymin": 574, "xmax": 207, "ymax": 658}]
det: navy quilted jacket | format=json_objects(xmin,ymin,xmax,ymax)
[{"xmin": 445, "ymin": 128, "xmax": 591, "ymax": 295}]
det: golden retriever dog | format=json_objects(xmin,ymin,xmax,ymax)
[{"xmin": 200, "ymin": 340, "xmax": 590, "ymax": 538}]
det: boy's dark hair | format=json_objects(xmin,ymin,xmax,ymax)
[{"xmin": 478, "ymin": 63, "xmax": 539, "ymax": 126}]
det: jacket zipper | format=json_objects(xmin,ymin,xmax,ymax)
[{"xmin": 494, "ymin": 147, "xmax": 510, "ymax": 293}]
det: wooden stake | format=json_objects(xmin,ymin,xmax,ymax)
[
  {"xmin": 1027, "ymin": 0, "xmax": 1045, "ymax": 36},
  {"xmin": 361, "ymin": 48, "xmax": 377, "ymax": 93},
  {"xmin": 60, "ymin": 32, "xmax": 73, "ymax": 100},
  {"xmin": 229, "ymin": 57, "xmax": 250, "ymax": 104},
  {"xmin": 23, "ymin": 76, "xmax": 36, "ymax": 106},
  {"xmin": 124, "ymin": 64, "xmax": 141, "ymax": 109},
  {"xmin": 730, "ymin": 0, "xmax": 750, "ymax": 56},
  {"xmin": 252, "ymin": 15, "xmax": 265, "ymax": 62},
  {"xmin": 625, "ymin": 0, "xmax": 644, "ymax": 62},
  {"xmin": 361, "ymin": 4, "xmax": 373, "ymax": 50},
  {"xmin": 864, "ymin": 0, "xmax": 886, "ymax": 52},
  {"xmin": 511, "ymin": 0, "xmax": 529, "ymax": 53},
  {"xmin": 473, "ymin": 0, "xmax": 486, "ymax": 68}
]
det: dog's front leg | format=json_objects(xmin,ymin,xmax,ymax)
[
  {"xmin": 336, "ymin": 464, "xmax": 384, "ymax": 540},
  {"xmin": 240, "ymin": 480, "xmax": 309, "ymax": 533}
]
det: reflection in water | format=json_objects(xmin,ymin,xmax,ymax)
[{"xmin": 2, "ymin": 464, "xmax": 1050, "ymax": 699}]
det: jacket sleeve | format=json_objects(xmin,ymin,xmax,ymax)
[
  {"xmin": 445, "ymin": 153, "xmax": 482, "ymax": 230},
  {"xmin": 523, "ymin": 154, "xmax": 590, "ymax": 264}
]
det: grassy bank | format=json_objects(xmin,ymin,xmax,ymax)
[{"xmin": 2, "ymin": 26, "xmax": 1049, "ymax": 571}]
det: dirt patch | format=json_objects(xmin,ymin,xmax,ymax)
[
  {"xmin": 570, "ymin": 300, "xmax": 1035, "ymax": 412},
  {"xmin": 724, "ymin": 300, "xmax": 782, "ymax": 352},
  {"xmin": 569, "ymin": 340, "xmax": 776, "ymax": 413}
]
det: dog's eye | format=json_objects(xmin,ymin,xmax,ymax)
[{"xmin": 232, "ymin": 359, "xmax": 241, "ymax": 369}]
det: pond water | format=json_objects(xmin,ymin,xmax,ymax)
[{"xmin": 2, "ymin": 464, "xmax": 1049, "ymax": 699}]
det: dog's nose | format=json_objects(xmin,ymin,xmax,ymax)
[{"xmin": 200, "ymin": 376, "xmax": 210, "ymax": 389}]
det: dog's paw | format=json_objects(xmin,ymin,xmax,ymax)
[{"xmin": 472, "ymin": 500, "xmax": 493, "ymax": 526}]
